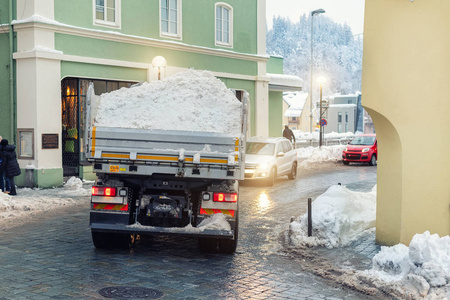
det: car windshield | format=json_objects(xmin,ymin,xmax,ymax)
[
  {"xmin": 246, "ymin": 142, "xmax": 275, "ymax": 155},
  {"xmin": 349, "ymin": 136, "xmax": 376, "ymax": 146}
]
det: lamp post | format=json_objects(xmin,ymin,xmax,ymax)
[
  {"xmin": 152, "ymin": 56, "xmax": 167, "ymax": 80},
  {"xmin": 309, "ymin": 8, "xmax": 325, "ymax": 134},
  {"xmin": 317, "ymin": 76, "xmax": 326, "ymax": 147}
]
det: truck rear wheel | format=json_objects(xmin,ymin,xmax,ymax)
[
  {"xmin": 219, "ymin": 215, "xmax": 238, "ymax": 254},
  {"xmin": 198, "ymin": 237, "xmax": 218, "ymax": 253},
  {"xmin": 92, "ymin": 231, "xmax": 133, "ymax": 250},
  {"xmin": 198, "ymin": 212, "xmax": 239, "ymax": 254}
]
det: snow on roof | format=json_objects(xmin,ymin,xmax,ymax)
[
  {"xmin": 330, "ymin": 92, "xmax": 361, "ymax": 99},
  {"xmin": 329, "ymin": 104, "xmax": 357, "ymax": 108},
  {"xmin": 283, "ymin": 91, "xmax": 308, "ymax": 117},
  {"xmin": 284, "ymin": 109, "xmax": 302, "ymax": 117},
  {"xmin": 93, "ymin": 70, "xmax": 243, "ymax": 134},
  {"xmin": 268, "ymin": 73, "xmax": 303, "ymax": 91}
]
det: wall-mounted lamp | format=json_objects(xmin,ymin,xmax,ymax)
[{"xmin": 152, "ymin": 56, "xmax": 167, "ymax": 80}]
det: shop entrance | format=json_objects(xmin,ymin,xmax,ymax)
[
  {"xmin": 61, "ymin": 78, "xmax": 80, "ymax": 176},
  {"xmin": 61, "ymin": 78, "xmax": 136, "ymax": 177}
]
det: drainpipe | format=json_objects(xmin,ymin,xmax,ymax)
[{"xmin": 9, "ymin": 0, "xmax": 15, "ymax": 143}]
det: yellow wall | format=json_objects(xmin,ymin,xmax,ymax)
[{"xmin": 362, "ymin": 0, "xmax": 450, "ymax": 245}]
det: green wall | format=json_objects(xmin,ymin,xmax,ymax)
[
  {"xmin": 15, "ymin": 168, "xmax": 64, "ymax": 188},
  {"xmin": 55, "ymin": 34, "xmax": 257, "ymax": 76},
  {"xmin": 0, "ymin": 33, "xmax": 12, "ymax": 140},
  {"xmin": 0, "ymin": 0, "xmax": 14, "ymax": 142},
  {"xmin": 268, "ymin": 91, "xmax": 283, "ymax": 137},
  {"xmin": 61, "ymin": 61, "xmax": 147, "ymax": 82},
  {"xmin": 267, "ymin": 56, "xmax": 284, "ymax": 74},
  {"xmin": 54, "ymin": 0, "xmax": 257, "ymax": 54}
]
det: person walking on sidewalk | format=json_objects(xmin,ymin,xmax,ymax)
[
  {"xmin": 283, "ymin": 125, "xmax": 296, "ymax": 146},
  {"xmin": 1, "ymin": 139, "xmax": 21, "ymax": 195},
  {"xmin": 0, "ymin": 136, "xmax": 11, "ymax": 193}
]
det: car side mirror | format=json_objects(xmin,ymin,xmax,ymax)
[{"xmin": 277, "ymin": 152, "xmax": 285, "ymax": 157}]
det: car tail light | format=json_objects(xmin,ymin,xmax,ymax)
[
  {"xmin": 92, "ymin": 186, "xmax": 117, "ymax": 197},
  {"xmin": 213, "ymin": 193, "xmax": 238, "ymax": 203}
]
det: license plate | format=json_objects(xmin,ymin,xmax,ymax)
[{"xmin": 110, "ymin": 165, "xmax": 120, "ymax": 172}]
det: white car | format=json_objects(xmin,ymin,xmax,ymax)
[{"xmin": 244, "ymin": 137, "xmax": 298, "ymax": 186}]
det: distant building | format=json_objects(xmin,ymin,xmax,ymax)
[
  {"xmin": 324, "ymin": 103, "xmax": 357, "ymax": 134},
  {"xmin": 323, "ymin": 93, "xmax": 374, "ymax": 134},
  {"xmin": 282, "ymin": 92, "xmax": 308, "ymax": 131}
]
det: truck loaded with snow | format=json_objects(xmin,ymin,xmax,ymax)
[{"xmin": 84, "ymin": 70, "xmax": 248, "ymax": 254}]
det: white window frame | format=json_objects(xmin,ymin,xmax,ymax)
[
  {"xmin": 93, "ymin": 0, "xmax": 121, "ymax": 29},
  {"xmin": 160, "ymin": 0, "xmax": 182, "ymax": 40},
  {"xmin": 215, "ymin": 2, "xmax": 233, "ymax": 48}
]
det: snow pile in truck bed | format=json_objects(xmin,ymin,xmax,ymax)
[{"xmin": 93, "ymin": 70, "xmax": 243, "ymax": 135}]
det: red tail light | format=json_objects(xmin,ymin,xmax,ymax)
[
  {"xmin": 92, "ymin": 186, "xmax": 117, "ymax": 197},
  {"xmin": 213, "ymin": 193, "xmax": 238, "ymax": 203}
]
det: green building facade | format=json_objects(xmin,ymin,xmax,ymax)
[{"xmin": 0, "ymin": 0, "xmax": 301, "ymax": 188}]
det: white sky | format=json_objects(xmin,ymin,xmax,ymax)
[{"xmin": 266, "ymin": 0, "xmax": 365, "ymax": 35}]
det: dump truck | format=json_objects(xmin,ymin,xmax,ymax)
[{"xmin": 85, "ymin": 75, "xmax": 247, "ymax": 254}]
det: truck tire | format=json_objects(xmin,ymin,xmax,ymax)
[
  {"xmin": 287, "ymin": 162, "xmax": 297, "ymax": 180},
  {"xmin": 198, "ymin": 212, "xmax": 239, "ymax": 254},
  {"xmin": 92, "ymin": 231, "xmax": 133, "ymax": 250},
  {"xmin": 218, "ymin": 212, "xmax": 239, "ymax": 254},
  {"xmin": 198, "ymin": 237, "xmax": 218, "ymax": 253}
]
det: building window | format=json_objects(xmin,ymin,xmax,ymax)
[
  {"xmin": 345, "ymin": 112, "xmax": 348, "ymax": 123},
  {"xmin": 338, "ymin": 124, "xmax": 342, "ymax": 133},
  {"xmin": 161, "ymin": 0, "xmax": 182, "ymax": 39},
  {"xmin": 215, "ymin": 3, "xmax": 233, "ymax": 47},
  {"xmin": 94, "ymin": 0, "xmax": 121, "ymax": 28},
  {"xmin": 345, "ymin": 123, "xmax": 348, "ymax": 132},
  {"xmin": 338, "ymin": 112, "xmax": 342, "ymax": 123}
]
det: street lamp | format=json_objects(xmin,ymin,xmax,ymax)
[
  {"xmin": 317, "ymin": 76, "xmax": 326, "ymax": 147},
  {"xmin": 309, "ymin": 8, "xmax": 325, "ymax": 134},
  {"xmin": 152, "ymin": 56, "xmax": 167, "ymax": 80}
]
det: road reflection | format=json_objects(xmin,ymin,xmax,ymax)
[{"xmin": 256, "ymin": 191, "xmax": 272, "ymax": 213}]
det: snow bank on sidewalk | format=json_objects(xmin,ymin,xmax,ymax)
[
  {"xmin": 93, "ymin": 70, "xmax": 243, "ymax": 135},
  {"xmin": 289, "ymin": 184, "xmax": 376, "ymax": 248},
  {"xmin": 0, "ymin": 177, "xmax": 90, "ymax": 228},
  {"xmin": 366, "ymin": 231, "xmax": 450, "ymax": 287},
  {"xmin": 298, "ymin": 145, "xmax": 346, "ymax": 169}
]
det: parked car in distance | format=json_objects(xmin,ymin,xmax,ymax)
[
  {"xmin": 342, "ymin": 134, "xmax": 377, "ymax": 166},
  {"xmin": 244, "ymin": 137, "xmax": 298, "ymax": 186}
]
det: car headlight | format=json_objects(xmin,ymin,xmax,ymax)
[
  {"xmin": 257, "ymin": 162, "xmax": 269, "ymax": 170},
  {"xmin": 362, "ymin": 148, "xmax": 370, "ymax": 153},
  {"xmin": 343, "ymin": 148, "xmax": 348, "ymax": 152}
]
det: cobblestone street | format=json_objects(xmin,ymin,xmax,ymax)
[{"xmin": 0, "ymin": 163, "xmax": 381, "ymax": 299}]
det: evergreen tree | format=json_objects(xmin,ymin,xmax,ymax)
[{"xmin": 267, "ymin": 15, "xmax": 363, "ymax": 100}]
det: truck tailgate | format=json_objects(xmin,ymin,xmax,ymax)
[{"xmin": 87, "ymin": 127, "xmax": 245, "ymax": 180}]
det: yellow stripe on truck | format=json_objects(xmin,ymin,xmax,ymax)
[
  {"xmin": 92, "ymin": 127, "xmax": 96, "ymax": 156},
  {"xmin": 101, "ymin": 153, "xmax": 130, "ymax": 159},
  {"xmin": 137, "ymin": 155, "xmax": 178, "ymax": 161}
]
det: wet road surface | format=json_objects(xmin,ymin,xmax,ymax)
[{"xmin": 0, "ymin": 163, "xmax": 382, "ymax": 299}]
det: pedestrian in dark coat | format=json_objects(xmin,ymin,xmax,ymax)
[
  {"xmin": 1, "ymin": 139, "xmax": 21, "ymax": 195},
  {"xmin": 0, "ymin": 136, "xmax": 11, "ymax": 192},
  {"xmin": 282, "ymin": 125, "xmax": 296, "ymax": 145}
]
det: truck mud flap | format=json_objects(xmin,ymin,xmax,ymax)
[{"xmin": 90, "ymin": 222, "xmax": 235, "ymax": 239}]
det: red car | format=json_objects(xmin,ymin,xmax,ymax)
[{"xmin": 342, "ymin": 134, "xmax": 377, "ymax": 166}]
